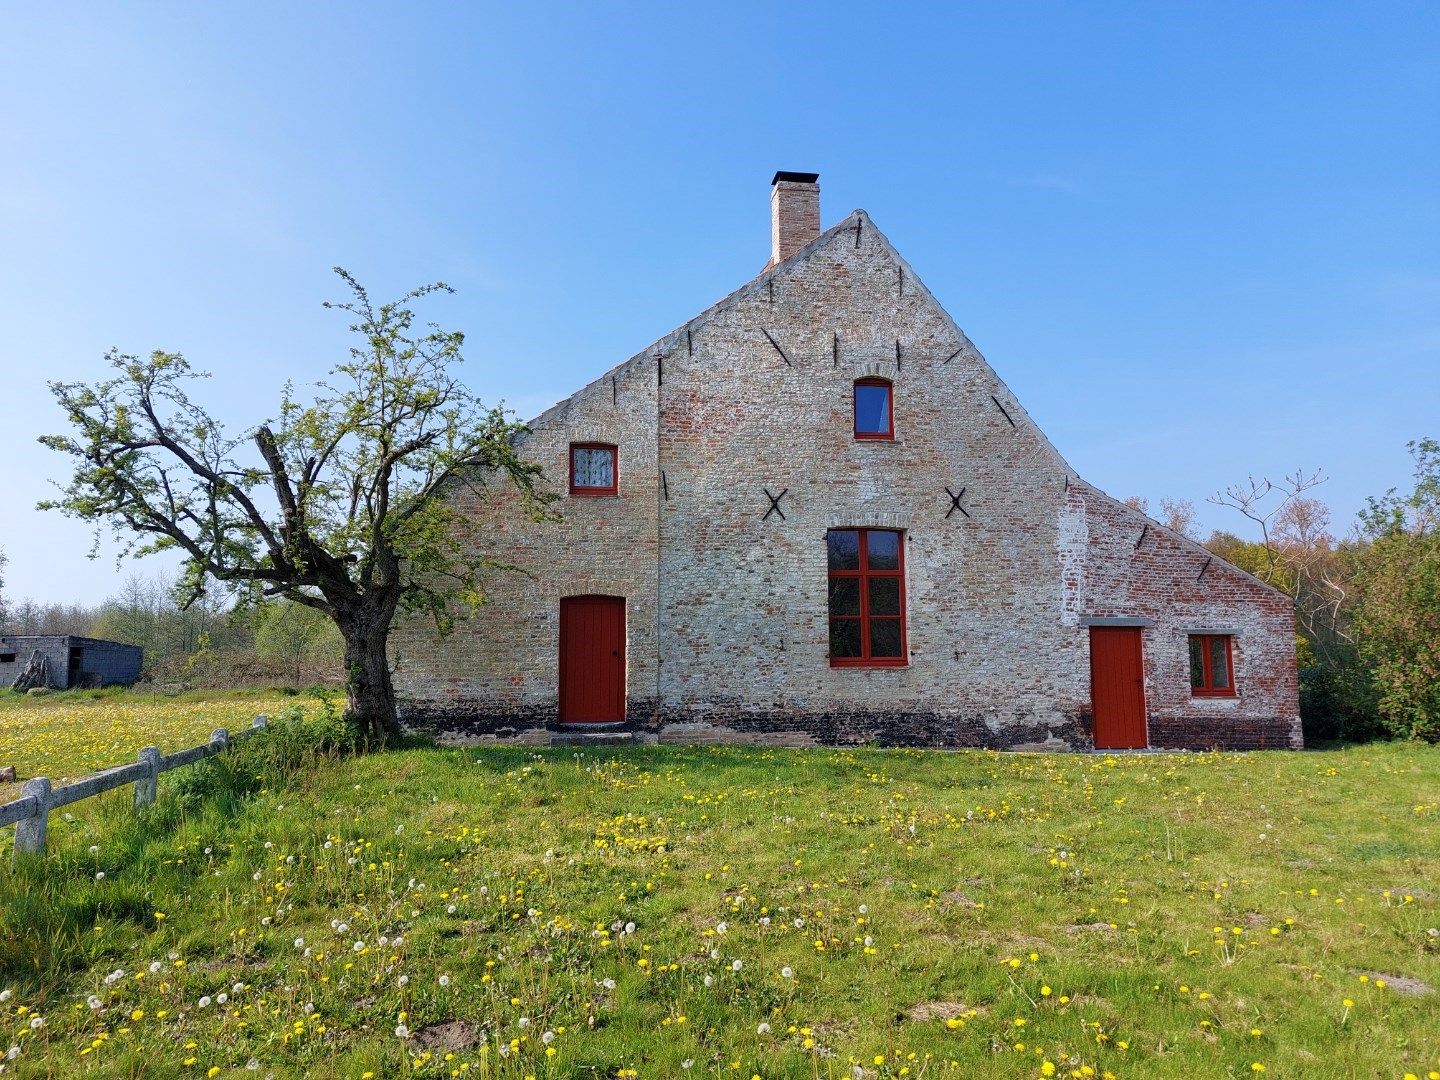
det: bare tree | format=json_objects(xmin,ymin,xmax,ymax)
[
  {"xmin": 1208, "ymin": 470, "xmax": 1327, "ymax": 585},
  {"xmin": 1159, "ymin": 497, "xmax": 1198, "ymax": 541},
  {"xmin": 1209, "ymin": 469, "xmax": 1352, "ymax": 665}
]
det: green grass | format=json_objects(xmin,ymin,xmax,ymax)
[
  {"xmin": 1, "ymin": 714, "xmax": 1438, "ymax": 1078},
  {"xmin": 0, "ymin": 688, "xmax": 326, "ymax": 801}
]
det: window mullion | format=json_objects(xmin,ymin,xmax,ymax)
[{"xmin": 859, "ymin": 568, "xmax": 871, "ymax": 659}]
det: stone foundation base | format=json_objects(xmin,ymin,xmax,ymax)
[
  {"xmin": 1149, "ymin": 714, "xmax": 1302, "ymax": 751},
  {"xmin": 399, "ymin": 700, "xmax": 1302, "ymax": 752}
]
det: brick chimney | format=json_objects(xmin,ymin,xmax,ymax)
[{"xmin": 770, "ymin": 171, "xmax": 820, "ymax": 266}]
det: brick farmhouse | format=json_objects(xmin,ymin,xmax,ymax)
[{"xmin": 393, "ymin": 173, "xmax": 1300, "ymax": 751}]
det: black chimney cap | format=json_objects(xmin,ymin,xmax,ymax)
[{"xmin": 771, "ymin": 171, "xmax": 819, "ymax": 185}]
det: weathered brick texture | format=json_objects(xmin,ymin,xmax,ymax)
[{"xmin": 392, "ymin": 196, "xmax": 1300, "ymax": 751}]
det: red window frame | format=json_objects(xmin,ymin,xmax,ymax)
[
  {"xmin": 827, "ymin": 528, "xmax": 907, "ymax": 667},
  {"xmin": 853, "ymin": 378, "xmax": 894, "ymax": 440},
  {"xmin": 1189, "ymin": 634, "xmax": 1236, "ymax": 696},
  {"xmin": 569, "ymin": 443, "xmax": 618, "ymax": 496}
]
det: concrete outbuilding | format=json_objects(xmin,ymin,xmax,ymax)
[{"xmin": 1, "ymin": 635, "xmax": 144, "ymax": 690}]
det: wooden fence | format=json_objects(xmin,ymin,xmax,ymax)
[{"xmin": 0, "ymin": 715, "xmax": 269, "ymax": 858}]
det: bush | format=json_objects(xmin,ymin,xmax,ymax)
[
  {"xmin": 1352, "ymin": 438, "xmax": 1440, "ymax": 743},
  {"xmin": 1299, "ymin": 661, "xmax": 1387, "ymax": 744},
  {"xmin": 168, "ymin": 695, "xmax": 357, "ymax": 806}
]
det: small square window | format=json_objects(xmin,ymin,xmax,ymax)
[
  {"xmin": 569, "ymin": 443, "xmax": 617, "ymax": 496},
  {"xmin": 0, "ymin": 653, "xmax": 15, "ymax": 664},
  {"xmin": 1189, "ymin": 634, "xmax": 1235, "ymax": 696},
  {"xmin": 853, "ymin": 379, "xmax": 893, "ymax": 439}
]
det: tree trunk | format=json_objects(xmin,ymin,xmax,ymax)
[{"xmin": 338, "ymin": 611, "xmax": 400, "ymax": 745}]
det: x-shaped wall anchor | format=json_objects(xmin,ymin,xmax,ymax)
[
  {"xmin": 945, "ymin": 486, "xmax": 971, "ymax": 519},
  {"xmin": 763, "ymin": 488, "xmax": 788, "ymax": 521}
]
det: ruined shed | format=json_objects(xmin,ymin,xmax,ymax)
[{"xmin": 1, "ymin": 635, "xmax": 144, "ymax": 690}]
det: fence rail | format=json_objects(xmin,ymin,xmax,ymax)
[{"xmin": 1, "ymin": 715, "xmax": 269, "ymax": 857}]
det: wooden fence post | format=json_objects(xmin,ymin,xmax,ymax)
[
  {"xmin": 211, "ymin": 729, "xmax": 230, "ymax": 751},
  {"xmin": 135, "ymin": 746, "xmax": 162, "ymax": 808},
  {"xmin": 253, "ymin": 715, "xmax": 268, "ymax": 731},
  {"xmin": 14, "ymin": 778, "xmax": 51, "ymax": 857}
]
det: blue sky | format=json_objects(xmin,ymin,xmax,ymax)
[{"xmin": 1, "ymin": 2, "xmax": 1436, "ymax": 605}]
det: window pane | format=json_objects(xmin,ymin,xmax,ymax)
[
  {"xmin": 1209, "ymin": 636, "xmax": 1230, "ymax": 689},
  {"xmin": 1189, "ymin": 637, "xmax": 1205, "ymax": 688},
  {"xmin": 827, "ymin": 578, "xmax": 860, "ymax": 616},
  {"xmin": 870, "ymin": 619, "xmax": 903, "ymax": 658},
  {"xmin": 854, "ymin": 383, "xmax": 890, "ymax": 434},
  {"xmin": 866, "ymin": 530, "xmax": 900, "ymax": 570},
  {"xmin": 573, "ymin": 448, "xmax": 614, "ymax": 488},
  {"xmin": 869, "ymin": 577, "xmax": 901, "ymax": 615},
  {"xmin": 827, "ymin": 530, "xmax": 860, "ymax": 570},
  {"xmin": 829, "ymin": 619, "xmax": 862, "ymax": 658}
]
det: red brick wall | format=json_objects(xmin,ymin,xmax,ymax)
[{"xmin": 1067, "ymin": 486, "xmax": 1301, "ymax": 749}]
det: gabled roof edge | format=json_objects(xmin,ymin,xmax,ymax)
[
  {"xmin": 1073, "ymin": 479, "xmax": 1297, "ymax": 603},
  {"xmin": 850, "ymin": 218, "xmax": 1080, "ymax": 481},
  {"xmin": 521, "ymin": 210, "xmax": 870, "ymax": 432}
]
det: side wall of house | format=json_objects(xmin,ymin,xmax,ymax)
[
  {"xmin": 390, "ymin": 358, "xmax": 661, "ymax": 742},
  {"xmin": 1065, "ymin": 488, "xmax": 1302, "ymax": 749}
]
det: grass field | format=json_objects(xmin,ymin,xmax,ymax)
[
  {"xmin": 1, "ymin": 697, "xmax": 1438, "ymax": 1079},
  {"xmin": 0, "ymin": 689, "xmax": 315, "ymax": 802}
]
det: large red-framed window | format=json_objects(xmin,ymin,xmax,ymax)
[
  {"xmin": 853, "ymin": 378, "xmax": 894, "ymax": 440},
  {"xmin": 569, "ymin": 443, "xmax": 617, "ymax": 496},
  {"xmin": 827, "ymin": 528, "xmax": 907, "ymax": 666},
  {"xmin": 1189, "ymin": 634, "xmax": 1235, "ymax": 696}
]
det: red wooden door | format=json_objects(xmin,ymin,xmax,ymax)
[
  {"xmin": 558, "ymin": 596, "xmax": 626, "ymax": 723},
  {"xmin": 1089, "ymin": 627, "xmax": 1147, "ymax": 749}
]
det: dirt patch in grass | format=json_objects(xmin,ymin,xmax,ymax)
[
  {"xmin": 998, "ymin": 933, "xmax": 1049, "ymax": 952},
  {"xmin": 414, "ymin": 1020, "xmax": 482, "ymax": 1053},
  {"xmin": 1356, "ymin": 973, "xmax": 1433, "ymax": 996},
  {"xmin": 906, "ymin": 1001, "xmax": 981, "ymax": 1022},
  {"xmin": 939, "ymin": 890, "xmax": 979, "ymax": 907}
]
